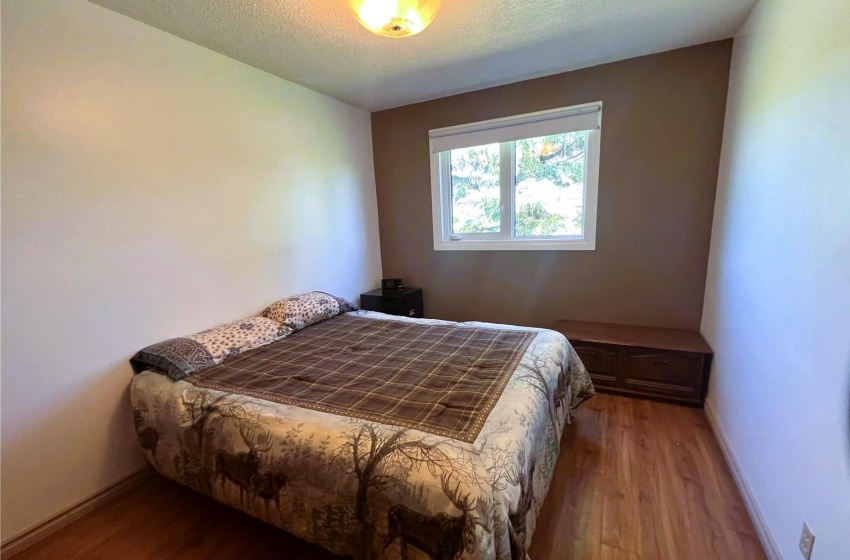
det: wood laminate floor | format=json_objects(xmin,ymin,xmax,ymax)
[{"xmin": 13, "ymin": 393, "xmax": 767, "ymax": 560}]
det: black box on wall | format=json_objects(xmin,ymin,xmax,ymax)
[{"xmin": 381, "ymin": 278, "xmax": 404, "ymax": 289}]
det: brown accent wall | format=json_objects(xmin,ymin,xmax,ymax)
[{"xmin": 371, "ymin": 41, "xmax": 732, "ymax": 331}]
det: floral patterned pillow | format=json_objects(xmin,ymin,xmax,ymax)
[
  {"xmin": 261, "ymin": 291, "xmax": 358, "ymax": 332},
  {"xmin": 130, "ymin": 316, "xmax": 290, "ymax": 381},
  {"xmin": 187, "ymin": 316, "xmax": 292, "ymax": 362}
]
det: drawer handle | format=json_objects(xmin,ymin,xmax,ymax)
[
  {"xmin": 581, "ymin": 350, "xmax": 596, "ymax": 357},
  {"xmin": 652, "ymin": 359, "xmax": 669, "ymax": 366}
]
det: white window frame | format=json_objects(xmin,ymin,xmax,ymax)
[{"xmin": 429, "ymin": 101, "xmax": 602, "ymax": 251}]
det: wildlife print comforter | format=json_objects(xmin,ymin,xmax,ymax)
[{"xmin": 131, "ymin": 311, "xmax": 595, "ymax": 560}]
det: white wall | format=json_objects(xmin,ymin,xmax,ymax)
[
  {"xmin": 0, "ymin": 0, "xmax": 382, "ymax": 542},
  {"xmin": 701, "ymin": 0, "xmax": 850, "ymax": 558}
]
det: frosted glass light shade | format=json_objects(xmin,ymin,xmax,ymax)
[{"xmin": 348, "ymin": 0, "xmax": 442, "ymax": 38}]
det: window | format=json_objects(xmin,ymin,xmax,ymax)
[{"xmin": 430, "ymin": 102, "xmax": 602, "ymax": 250}]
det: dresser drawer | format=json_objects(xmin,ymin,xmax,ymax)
[
  {"xmin": 554, "ymin": 320, "xmax": 712, "ymax": 407},
  {"xmin": 360, "ymin": 288, "xmax": 424, "ymax": 318},
  {"xmin": 572, "ymin": 342, "xmax": 619, "ymax": 387},
  {"xmin": 622, "ymin": 350, "xmax": 703, "ymax": 397},
  {"xmin": 380, "ymin": 297, "xmax": 422, "ymax": 318}
]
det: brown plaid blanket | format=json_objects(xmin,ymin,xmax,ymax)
[{"xmin": 186, "ymin": 314, "xmax": 536, "ymax": 442}]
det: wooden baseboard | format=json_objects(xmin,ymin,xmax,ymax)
[
  {"xmin": 704, "ymin": 399, "xmax": 783, "ymax": 560},
  {"xmin": 1, "ymin": 467, "xmax": 154, "ymax": 558}
]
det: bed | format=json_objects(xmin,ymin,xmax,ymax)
[{"xmin": 130, "ymin": 301, "xmax": 594, "ymax": 560}]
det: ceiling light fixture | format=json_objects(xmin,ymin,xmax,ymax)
[{"xmin": 348, "ymin": 0, "xmax": 441, "ymax": 38}]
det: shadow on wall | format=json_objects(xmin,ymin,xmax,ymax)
[
  {"xmin": 0, "ymin": 362, "xmax": 145, "ymax": 541},
  {"xmin": 846, "ymin": 359, "xmax": 850, "ymax": 474}
]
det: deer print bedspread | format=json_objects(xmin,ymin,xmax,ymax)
[{"xmin": 130, "ymin": 312, "xmax": 595, "ymax": 560}]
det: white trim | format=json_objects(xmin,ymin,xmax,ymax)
[
  {"xmin": 704, "ymin": 399, "xmax": 784, "ymax": 560},
  {"xmin": 499, "ymin": 142, "xmax": 513, "ymax": 235},
  {"xmin": 434, "ymin": 239, "xmax": 595, "ymax": 251},
  {"xmin": 1, "ymin": 467, "xmax": 154, "ymax": 558},
  {"xmin": 580, "ymin": 126, "xmax": 600, "ymax": 249},
  {"xmin": 430, "ymin": 148, "xmax": 445, "ymax": 250},
  {"xmin": 430, "ymin": 110, "xmax": 601, "ymax": 252},
  {"xmin": 429, "ymin": 102, "xmax": 602, "ymax": 153}
]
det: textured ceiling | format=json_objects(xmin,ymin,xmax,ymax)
[{"xmin": 89, "ymin": 0, "xmax": 756, "ymax": 111}]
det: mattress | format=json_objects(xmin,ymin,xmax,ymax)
[{"xmin": 130, "ymin": 311, "xmax": 594, "ymax": 560}]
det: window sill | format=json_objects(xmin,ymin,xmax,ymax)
[{"xmin": 433, "ymin": 239, "xmax": 595, "ymax": 251}]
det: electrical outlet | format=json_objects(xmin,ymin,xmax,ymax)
[{"xmin": 799, "ymin": 521, "xmax": 815, "ymax": 560}]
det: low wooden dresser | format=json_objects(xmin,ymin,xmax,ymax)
[{"xmin": 553, "ymin": 320, "xmax": 713, "ymax": 407}]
